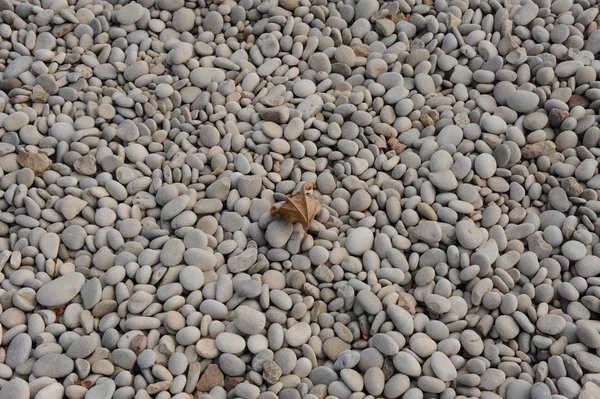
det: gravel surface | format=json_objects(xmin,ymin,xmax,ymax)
[{"xmin": 0, "ymin": 0, "xmax": 599, "ymax": 399}]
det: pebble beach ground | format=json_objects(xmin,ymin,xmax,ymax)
[{"xmin": 0, "ymin": 0, "xmax": 600, "ymax": 398}]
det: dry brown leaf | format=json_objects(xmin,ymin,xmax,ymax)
[
  {"xmin": 74, "ymin": 380, "xmax": 93, "ymax": 389},
  {"xmin": 270, "ymin": 182, "xmax": 322, "ymax": 235},
  {"xmin": 51, "ymin": 304, "xmax": 67, "ymax": 319},
  {"xmin": 390, "ymin": 13, "xmax": 410, "ymax": 22}
]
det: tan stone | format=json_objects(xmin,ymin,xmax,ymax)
[
  {"xmin": 420, "ymin": 113, "xmax": 434, "ymax": 126},
  {"xmin": 387, "ymin": 138, "xmax": 407, "ymax": 155},
  {"xmin": 549, "ymin": 108, "xmax": 569, "ymax": 127},
  {"xmin": 196, "ymin": 364, "xmax": 224, "ymax": 392},
  {"xmin": 262, "ymin": 360, "xmax": 282, "ymax": 384},
  {"xmin": 569, "ymin": 94, "xmax": 590, "ymax": 109},
  {"xmin": 323, "ymin": 337, "xmax": 351, "ymax": 361},
  {"xmin": 17, "ymin": 149, "xmax": 52, "ymax": 176},
  {"xmin": 73, "ymin": 155, "xmax": 97, "ymax": 176},
  {"xmin": 446, "ymin": 13, "xmax": 461, "ymax": 28},
  {"xmin": 31, "ymin": 85, "xmax": 49, "ymax": 103},
  {"xmin": 370, "ymin": 134, "xmax": 388, "ymax": 149},
  {"xmin": 498, "ymin": 35, "xmax": 521, "ymax": 56},
  {"xmin": 310, "ymin": 384, "xmax": 328, "ymax": 399},
  {"xmin": 224, "ymin": 376, "xmax": 244, "ymax": 391},
  {"xmin": 310, "ymin": 301, "xmax": 327, "ymax": 322},
  {"xmin": 375, "ymin": 19, "xmax": 395, "ymax": 36},
  {"xmin": 55, "ymin": 195, "xmax": 87, "ymax": 220},
  {"xmin": 391, "ymin": 13, "xmax": 410, "ymax": 23},
  {"xmin": 279, "ymin": 0, "xmax": 300, "ymax": 11},
  {"xmin": 398, "ymin": 292, "xmax": 417, "ymax": 315},
  {"xmin": 146, "ymin": 381, "xmax": 172, "ymax": 395},
  {"xmin": 52, "ymin": 23, "xmax": 76, "ymax": 38},
  {"xmin": 130, "ymin": 334, "xmax": 147, "ymax": 355},
  {"xmin": 562, "ymin": 177, "xmax": 583, "ymax": 197},
  {"xmin": 580, "ymin": 381, "xmax": 600, "ymax": 399},
  {"xmin": 352, "ymin": 43, "xmax": 371, "ymax": 58},
  {"xmin": 521, "ymin": 140, "xmax": 556, "ymax": 159}
]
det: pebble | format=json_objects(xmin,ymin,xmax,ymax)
[
  {"xmin": 216, "ymin": 332, "xmax": 246, "ymax": 354},
  {"xmin": 364, "ymin": 367, "xmax": 385, "ymax": 395},
  {"xmin": 345, "ymin": 227, "xmax": 374, "ymax": 256},
  {"xmin": 506, "ymin": 91, "xmax": 539, "ymax": 114},
  {"xmin": 0, "ymin": 378, "xmax": 29, "ymax": 399},
  {"xmin": 203, "ymin": 11, "xmax": 224, "ymax": 34},
  {"xmin": 495, "ymin": 315, "xmax": 520, "ymax": 340},
  {"xmin": 5, "ymin": 333, "xmax": 32, "ymax": 369},
  {"xmin": 4, "ymin": 112, "xmax": 28, "ymax": 131},
  {"xmin": 86, "ymin": 380, "xmax": 115, "ymax": 399},
  {"xmin": 67, "ymin": 335, "xmax": 96, "ymax": 359},
  {"xmin": 357, "ymin": 289, "xmax": 383, "ymax": 314},
  {"xmin": 115, "ymin": 2, "xmax": 144, "ymax": 24},
  {"xmin": 235, "ymin": 306, "xmax": 266, "ymax": 335},
  {"xmin": 285, "ymin": 322, "xmax": 312, "ymax": 347},
  {"xmin": 370, "ymin": 334, "xmax": 399, "ymax": 356},
  {"xmin": 431, "ymin": 352, "xmax": 457, "ymax": 381},
  {"xmin": 36, "ymin": 273, "xmax": 85, "ymax": 307},
  {"xmin": 33, "ymin": 354, "xmax": 74, "ymax": 378},
  {"xmin": 537, "ymin": 314, "xmax": 566, "ymax": 335},
  {"xmin": 323, "ymin": 337, "xmax": 351, "ymax": 360},
  {"xmin": 474, "ymin": 153, "xmax": 497, "ymax": 179},
  {"xmin": 456, "ymin": 219, "xmax": 483, "ymax": 249},
  {"xmin": 265, "ymin": 220, "xmax": 293, "ymax": 248}
]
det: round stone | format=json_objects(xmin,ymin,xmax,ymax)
[
  {"xmin": 285, "ymin": 323, "xmax": 312, "ymax": 347},
  {"xmin": 234, "ymin": 306, "xmax": 266, "ymax": 334},
  {"xmin": 216, "ymin": 332, "xmax": 246, "ymax": 354},
  {"xmin": 455, "ymin": 219, "xmax": 483, "ymax": 249},
  {"xmin": 345, "ymin": 227, "xmax": 374, "ymax": 256},
  {"xmin": 474, "ymin": 153, "xmax": 497, "ymax": 179}
]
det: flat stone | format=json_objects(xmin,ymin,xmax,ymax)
[
  {"xmin": 33, "ymin": 354, "xmax": 74, "ymax": 378},
  {"xmin": 114, "ymin": 2, "xmax": 144, "ymax": 24},
  {"xmin": 228, "ymin": 248, "xmax": 258, "ymax": 273},
  {"xmin": 356, "ymin": 289, "xmax": 383, "ymax": 315},
  {"xmin": 190, "ymin": 67, "xmax": 226, "ymax": 88},
  {"xmin": 0, "ymin": 378, "xmax": 29, "ymax": 399},
  {"xmin": 234, "ymin": 306, "xmax": 266, "ymax": 334},
  {"xmin": 5, "ymin": 333, "xmax": 32, "ymax": 368},
  {"xmin": 265, "ymin": 220, "xmax": 293, "ymax": 248},
  {"xmin": 85, "ymin": 380, "xmax": 115, "ymax": 399},
  {"xmin": 36, "ymin": 273, "xmax": 85, "ymax": 307},
  {"xmin": 536, "ymin": 314, "xmax": 566, "ymax": 335},
  {"xmin": 67, "ymin": 335, "xmax": 96, "ymax": 359},
  {"xmin": 429, "ymin": 170, "xmax": 458, "ymax": 190},
  {"xmin": 285, "ymin": 322, "xmax": 312, "ymax": 347}
]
